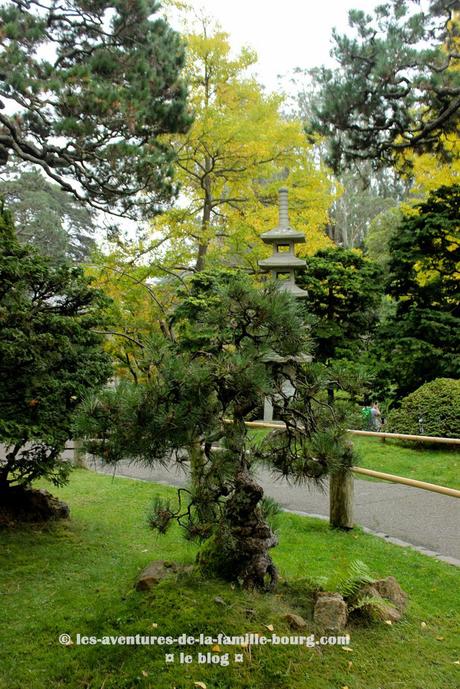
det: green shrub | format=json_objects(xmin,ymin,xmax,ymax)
[{"xmin": 387, "ymin": 378, "xmax": 460, "ymax": 438}]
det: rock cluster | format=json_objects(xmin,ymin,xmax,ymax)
[{"xmin": 312, "ymin": 577, "xmax": 408, "ymax": 630}]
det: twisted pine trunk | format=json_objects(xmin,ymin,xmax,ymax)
[{"xmin": 197, "ymin": 466, "xmax": 278, "ymax": 590}]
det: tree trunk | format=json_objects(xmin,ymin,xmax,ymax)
[
  {"xmin": 188, "ymin": 442, "xmax": 218, "ymax": 539},
  {"xmin": 329, "ymin": 468, "xmax": 354, "ymax": 530},
  {"xmin": 197, "ymin": 466, "xmax": 278, "ymax": 590},
  {"xmin": 195, "ymin": 156, "xmax": 212, "ymax": 272},
  {"xmin": 195, "ymin": 241, "xmax": 209, "ymax": 272}
]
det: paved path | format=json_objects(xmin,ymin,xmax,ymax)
[{"xmin": 89, "ymin": 456, "xmax": 460, "ymax": 566}]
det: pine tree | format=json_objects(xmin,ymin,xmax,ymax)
[
  {"xmin": 308, "ymin": 1, "xmax": 460, "ymax": 172},
  {"xmin": 0, "ymin": 164, "xmax": 97, "ymax": 264},
  {"xmin": 74, "ymin": 269, "xmax": 354, "ymax": 590},
  {"xmin": 0, "ymin": 1, "xmax": 192, "ymax": 218}
]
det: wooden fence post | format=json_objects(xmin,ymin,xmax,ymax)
[{"xmin": 329, "ymin": 468, "xmax": 354, "ymax": 530}]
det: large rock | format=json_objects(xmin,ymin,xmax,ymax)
[
  {"xmin": 26, "ymin": 489, "xmax": 70, "ymax": 520},
  {"xmin": 314, "ymin": 592, "xmax": 348, "ymax": 631},
  {"xmin": 284, "ymin": 613, "xmax": 308, "ymax": 630},
  {"xmin": 135, "ymin": 561, "xmax": 193, "ymax": 591},
  {"xmin": 373, "ymin": 576, "xmax": 407, "ymax": 613},
  {"xmin": 358, "ymin": 576, "xmax": 407, "ymax": 622},
  {"xmin": 0, "ymin": 487, "xmax": 69, "ymax": 525}
]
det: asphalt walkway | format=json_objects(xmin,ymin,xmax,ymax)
[{"xmin": 89, "ymin": 456, "xmax": 460, "ymax": 566}]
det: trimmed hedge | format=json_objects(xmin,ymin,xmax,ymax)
[{"xmin": 387, "ymin": 378, "xmax": 460, "ymax": 438}]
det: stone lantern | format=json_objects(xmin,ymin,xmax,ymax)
[
  {"xmin": 259, "ymin": 187, "xmax": 309, "ymax": 421},
  {"xmin": 259, "ymin": 187, "xmax": 308, "ymax": 298}
]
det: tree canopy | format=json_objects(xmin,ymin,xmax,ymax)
[
  {"xmin": 298, "ymin": 247, "xmax": 384, "ymax": 364},
  {"xmin": 0, "ymin": 164, "xmax": 97, "ymax": 264},
  {"xmin": 308, "ymin": 0, "xmax": 460, "ymax": 172},
  {"xmin": 0, "ymin": 0, "xmax": 192, "ymax": 218}
]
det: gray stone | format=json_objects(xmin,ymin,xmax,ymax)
[
  {"xmin": 359, "ymin": 584, "xmax": 402, "ymax": 622},
  {"xmin": 314, "ymin": 592, "xmax": 348, "ymax": 631},
  {"xmin": 372, "ymin": 576, "xmax": 407, "ymax": 614},
  {"xmin": 284, "ymin": 612, "xmax": 308, "ymax": 630},
  {"xmin": 135, "ymin": 560, "xmax": 179, "ymax": 591},
  {"xmin": 355, "ymin": 576, "xmax": 407, "ymax": 623}
]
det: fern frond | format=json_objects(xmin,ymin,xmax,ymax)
[{"xmin": 337, "ymin": 559, "xmax": 375, "ymax": 599}]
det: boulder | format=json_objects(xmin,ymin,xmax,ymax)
[
  {"xmin": 135, "ymin": 561, "xmax": 194, "ymax": 591},
  {"xmin": 136, "ymin": 561, "xmax": 178, "ymax": 591},
  {"xmin": 358, "ymin": 576, "xmax": 407, "ymax": 622},
  {"xmin": 373, "ymin": 576, "xmax": 407, "ymax": 614},
  {"xmin": 284, "ymin": 612, "xmax": 308, "ymax": 630},
  {"xmin": 26, "ymin": 489, "xmax": 70, "ymax": 520},
  {"xmin": 0, "ymin": 487, "xmax": 69, "ymax": 525},
  {"xmin": 358, "ymin": 584, "xmax": 401, "ymax": 621},
  {"xmin": 314, "ymin": 592, "xmax": 348, "ymax": 631}
]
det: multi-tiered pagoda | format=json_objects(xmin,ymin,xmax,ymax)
[
  {"xmin": 259, "ymin": 187, "xmax": 308, "ymax": 298},
  {"xmin": 258, "ymin": 187, "xmax": 309, "ymax": 421}
]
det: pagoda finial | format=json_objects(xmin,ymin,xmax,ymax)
[{"xmin": 279, "ymin": 187, "xmax": 289, "ymax": 228}]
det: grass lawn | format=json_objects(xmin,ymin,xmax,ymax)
[
  {"xmin": 0, "ymin": 468, "xmax": 459, "ymax": 689},
  {"xmin": 352, "ymin": 436, "xmax": 460, "ymax": 490}
]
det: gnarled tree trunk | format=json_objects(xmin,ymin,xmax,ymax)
[{"xmin": 197, "ymin": 466, "xmax": 278, "ymax": 590}]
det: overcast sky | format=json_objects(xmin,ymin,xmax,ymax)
[{"xmin": 173, "ymin": 0, "xmax": 383, "ymax": 91}]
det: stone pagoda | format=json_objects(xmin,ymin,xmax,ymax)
[
  {"xmin": 259, "ymin": 187, "xmax": 309, "ymax": 421},
  {"xmin": 258, "ymin": 187, "xmax": 308, "ymax": 298}
]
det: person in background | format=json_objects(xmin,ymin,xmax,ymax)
[{"xmin": 370, "ymin": 401, "xmax": 382, "ymax": 431}]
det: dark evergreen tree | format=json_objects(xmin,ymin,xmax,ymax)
[
  {"xmin": 0, "ymin": 201, "xmax": 112, "ymax": 496},
  {"xmin": 75, "ymin": 269, "xmax": 354, "ymax": 590},
  {"xmin": 0, "ymin": 164, "xmax": 97, "ymax": 264},
  {"xmin": 296, "ymin": 248, "xmax": 384, "ymax": 403},
  {"xmin": 375, "ymin": 184, "xmax": 460, "ymax": 399},
  {"xmin": 307, "ymin": 1, "xmax": 460, "ymax": 172},
  {"xmin": 0, "ymin": 0, "xmax": 192, "ymax": 218},
  {"xmin": 298, "ymin": 248, "xmax": 384, "ymax": 363}
]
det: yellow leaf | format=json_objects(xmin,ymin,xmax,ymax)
[
  {"xmin": 342, "ymin": 647, "xmax": 353, "ymax": 652},
  {"xmin": 194, "ymin": 683, "xmax": 207, "ymax": 689},
  {"xmin": 264, "ymin": 624, "xmax": 274, "ymax": 632},
  {"xmin": 347, "ymin": 661, "xmax": 353, "ymax": 669},
  {"xmin": 384, "ymin": 620, "xmax": 393, "ymax": 625},
  {"xmin": 141, "ymin": 670, "xmax": 149, "ymax": 677},
  {"xmin": 211, "ymin": 644, "xmax": 221, "ymax": 652},
  {"xmin": 421, "ymin": 622, "xmax": 427, "ymax": 628},
  {"xmin": 151, "ymin": 622, "xmax": 158, "ymax": 628},
  {"xmin": 436, "ymin": 636, "xmax": 445, "ymax": 641}
]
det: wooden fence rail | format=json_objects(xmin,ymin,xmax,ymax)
[
  {"xmin": 347, "ymin": 429, "xmax": 460, "ymax": 445},
  {"xmin": 351, "ymin": 467, "xmax": 460, "ymax": 498},
  {"xmin": 242, "ymin": 419, "xmax": 460, "ymax": 445}
]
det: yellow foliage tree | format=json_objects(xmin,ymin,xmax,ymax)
[
  {"xmin": 84, "ymin": 246, "xmax": 179, "ymax": 382},
  {"xmin": 152, "ymin": 17, "xmax": 335, "ymax": 273}
]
